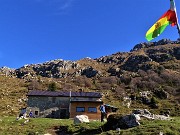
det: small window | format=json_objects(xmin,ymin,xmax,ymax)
[
  {"xmin": 76, "ymin": 107, "xmax": 85, "ymax": 112},
  {"xmin": 35, "ymin": 111, "xmax": 39, "ymax": 115},
  {"xmin": 88, "ymin": 107, "xmax": 97, "ymax": 113}
]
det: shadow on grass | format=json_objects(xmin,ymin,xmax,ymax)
[
  {"xmin": 54, "ymin": 125, "xmax": 105, "ymax": 135},
  {"xmin": 54, "ymin": 126, "xmax": 70, "ymax": 135}
]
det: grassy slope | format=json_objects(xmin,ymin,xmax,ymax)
[
  {"xmin": 0, "ymin": 117, "xmax": 180, "ymax": 135},
  {"xmin": 0, "ymin": 117, "xmax": 73, "ymax": 135},
  {"xmin": 0, "ymin": 76, "xmax": 27, "ymax": 116},
  {"xmin": 109, "ymin": 117, "xmax": 180, "ymax": 135}
]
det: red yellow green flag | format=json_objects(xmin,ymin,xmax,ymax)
[{"xmin": 146, "ymin": 0, "xmax": 178, "ymax": 41}]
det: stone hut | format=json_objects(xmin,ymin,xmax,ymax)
[{"xmin": 26, "ymin": 90, "xmax": 103, "ymax": 120}]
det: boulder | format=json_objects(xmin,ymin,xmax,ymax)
[
  {"xmin": 104, "ymin": 114, "xmax": 140, "ymax": 130},
  {"xmin": 81, "ymin": 66, "xmax": 99, "ymax": 78},
  {"xmin": 122, "ymin": 97, "xmax": 132, "ymax": 108},
  {"xmin": 74, "ymin": 115, "xmax": 89, "ymax": 124},
  {"xmin": 133, "ymin": 109, "xmax": 171, "ymax": 120}
]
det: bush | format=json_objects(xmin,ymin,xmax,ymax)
[
  {"xmin": 150, "ymin": 97, "xmax": 159, "ymax": 108},
  {"xmin": 48, "ymin": 82, "xmax": 57, "ymax": 91},
  {"xmin": 153, "ymin": 89, "xmax": 169, "ymax": 99}
]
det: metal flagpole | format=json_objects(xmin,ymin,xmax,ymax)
[
  {"xmin": 177, "ymin": 24, "xmax": 180, "ymax": 39},
  {"xmin": 172, "ymin": 0, "xmax": 180, "ymax": 38}
]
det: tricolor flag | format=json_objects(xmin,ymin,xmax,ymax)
[{"xmin": 146, "ymin": 0, "xmax": 179, "ymax": 41}]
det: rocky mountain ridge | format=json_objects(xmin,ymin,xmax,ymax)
[
  {"xmin": 1, "ymin": 39, "xmax": 180, "ymax": 80},
  {"xmin": 0, "ymin": 39, "xmax": 180, "ymax": 116}
]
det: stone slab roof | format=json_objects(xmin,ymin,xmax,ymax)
[{"xmin": 27, "ymin": 90, "xmax": 102, "ymax": 98}]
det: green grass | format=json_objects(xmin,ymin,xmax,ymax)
[
  {"xmin": 0, "ymin": 117, "xmax": 180, "ymax": 135},
  {"xmin": 101, "ymin": 117, "xmax": 180, "ymax": 135},
  {"xmin": 0, "ymin": 117, "xmax": 73, "ymax": 135}
]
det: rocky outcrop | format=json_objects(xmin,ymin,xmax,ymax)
[
  {"xmin": 104, "ymin": 114, "xmax": 140, "ymax": 130},
  {"xmin": 131, "ymin": 39, "xmax": 180, "ymax": 52},
  {"xmin": 172, "ymin": 47, "xmax": 180, "ymax": 60},
  {"xmin": 133, "ymin": 109, "xmax": 171, "ymax": 120},
  {"xmin": 132, "ymin": 109, "xmax": 151, "ymax": 116},
  {"xmin": 1, "ymin": 39, "xmax": 180, "ymax": 81},
  {"xmin": 104, "ymin": 109, "xmax": 171, "ymax": 131},
  {"xmin": 121, "ymin": 55, "xmax": 152, "ymax": 72},
  {"xmin": 96, "ymin": 52, "xmax": 129, "ymax": 64},
  {"xmin": 0, "ymin": 67, "xmax": 15, "ymax": 77},
  {"xmin": 15, "ymin": 59, "xmax": 79, "ymax": 79},
  {"xmin": 13, "ymin": 58, "xmax": 103, "ymax": 79},
  {"xmin": 81, "ymin": 66, "xmax": 99, "ymax": 78},
  {"xmin": 146, "ymin": 47, "xmax": 180, "ymax": 61}
]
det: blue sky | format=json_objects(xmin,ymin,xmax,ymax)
[{"xmin": 0, "ymin": 0, "xmax": 180, "ymax": 68}]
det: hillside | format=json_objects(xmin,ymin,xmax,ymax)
[{"xmin": 0, "ymin": 39, "xmax": 180, "ymax": 116}]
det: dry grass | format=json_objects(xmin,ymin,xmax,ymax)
[{"xmin": 0, "ymin": 76, "xmax": 27, "ymax": 116}]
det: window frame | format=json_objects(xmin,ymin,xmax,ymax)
[
  {"xmin": 76, "ymin": 107, "xmax": 85, "ymax": 112},
  {"xmin": 88, "ymin": 107, "xmax": 97, "ymax": 113}
]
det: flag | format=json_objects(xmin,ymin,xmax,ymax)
[{"xmin": 146, "ymin": 0, "xmax": 178, "ymax": 41}]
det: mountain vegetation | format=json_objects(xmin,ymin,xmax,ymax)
[{"xmin": 0, "ymin": 38, "xmax": 180, "ymax": 118}]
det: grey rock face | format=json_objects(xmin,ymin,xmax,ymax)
[
  {"xmin": 1, "ymin": 39, "xmax": 180, "ymax": 80},
  {"xmin": 104, "ymin": 114, "xmax": 140, "ymax": 130},
  {"xmin": 133, "ymin": 109, "xmax": 151, "ymax": 116},
  {"xmin": 131, "ymin": 39, "xmax": 179, "ymax": 52},
  {"xmin": 14, "ymin": 59, "xmax": 101, "ymax": 79},
  {"xmin": 96, "ymin": 52, "xmax": 128, "ymax": 64},
  {"xmin": 121, "ymin": 55, "xmax": 152, "ymax": 72},
  {"xmin": 81, "ymin": 66, "xmax": 99, "ymax": 78},
  {"xmin": 0, "ymin": 66, "xmax": 15, "ymax": 77},
  {"xmin": 15, "ymin": 59, "xmax": 80, "ymax": 79}
]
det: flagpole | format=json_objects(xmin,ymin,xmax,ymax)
[
  {"xmin": 177, "ymin": 24, "xmax": 180, "ymax": 39},
  {"xmin": 173, "ymin": 0, "xmax": 180, "ymax": 38}
]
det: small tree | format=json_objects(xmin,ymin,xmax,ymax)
[
  {"xmin": 48, "ymin": 82, "xmax": 57, "ymax": 91},
  {"xmin": 150, "ymin": 97, "xmax": 159, "ymax": 108}
]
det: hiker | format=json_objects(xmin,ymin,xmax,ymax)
[
  {"xmin": 29, "ymin": 111, "xmax": 33, "ymax": 118},
  {"xmin": 100, "ymin": 104, "xmax": 107, "ymax": 122},
  {"xmin": 19, "ymin": 108, "xmax": 26, "ymax": 117},
  {"xmin": 17, "ymin": 108, "xmax": 27, "ymax": 120}
]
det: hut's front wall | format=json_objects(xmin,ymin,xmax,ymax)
[
  {"xmin": 27, "ymin": 96, "xmax": 69, "ymax": 118},
  {"xmin": 27, "ymin": 96, "xmax": 102, "ymax": 120},
  {"xmin": 70, "ymin": 102, "xmax": 102, "ymax": 120}
]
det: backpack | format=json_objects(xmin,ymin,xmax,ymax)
[{"xmin": 99, "ymin": 105, "xmax": 104, "ymax": 112}]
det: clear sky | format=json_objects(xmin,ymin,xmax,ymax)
[{"xmin": 0, "ymin": 0, "xmax": 180, "ymax": 68}]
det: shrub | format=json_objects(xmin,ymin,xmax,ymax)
[
  {"xmin": 150, "ymin": 97, "xmax": 159, "ymax": 108},
  {"xmin": 48, "ymin": 82, "xmax": 57, "ymax": 91},
  {"xmin": 153, "ymin": 89, "xmax": 169, "ymax": 99}
]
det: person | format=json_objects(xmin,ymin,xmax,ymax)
[
  {"xmin": 29, "ymin": 111, "xmax": 33, "ymax": 118},
  {"xmin": 17, "ymin": 108, "xmax": 27, "ymax": 120},
  {"xmin": 19, "ymin": 108, "xmax": 26, "ymax": 117},
  {"xmin": 100, "ymin": 104, "xmax": 107, "ymax": 122}
]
